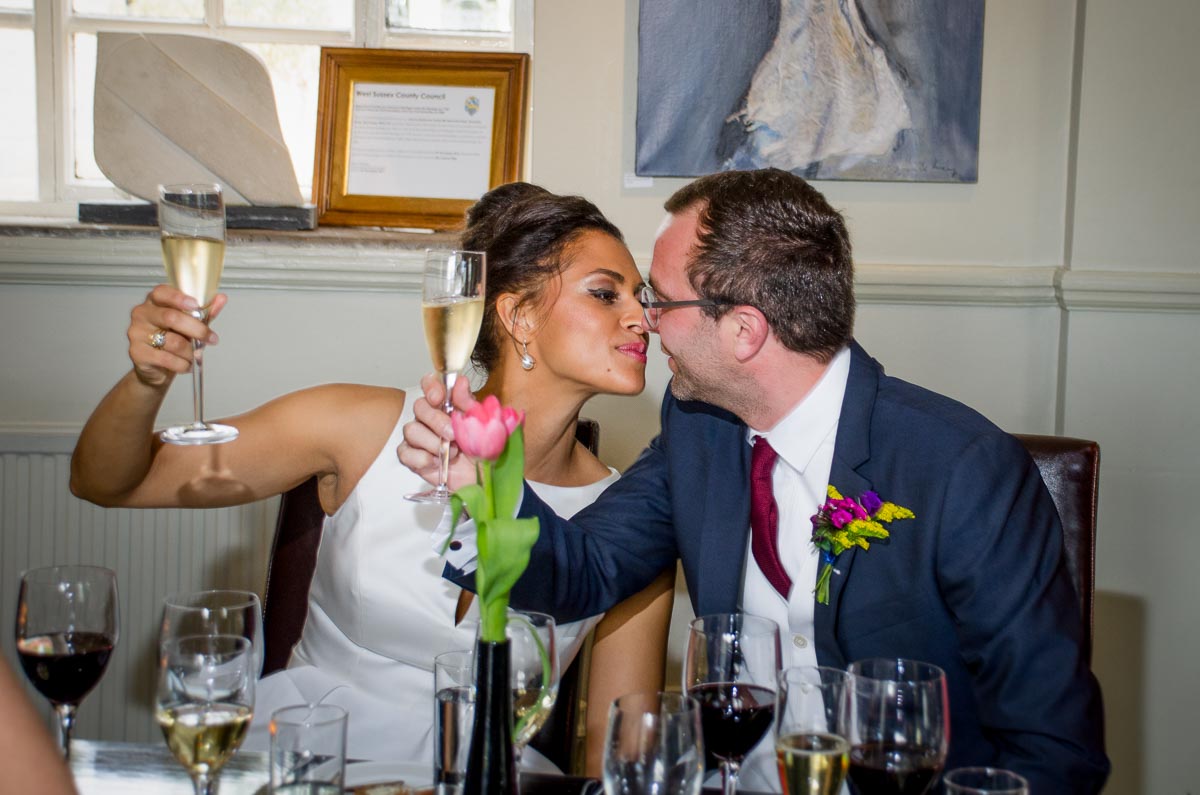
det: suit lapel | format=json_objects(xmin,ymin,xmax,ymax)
[
  {"xmin": 697, "ymin": 431, "xmax": 752, "ymax": 616},
  {"xmin": 814, "ymin": 342, "xmax": 879, "ymax": 668}
]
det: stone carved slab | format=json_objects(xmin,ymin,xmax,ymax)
[{"xmin": 94, "ymin": 32, "xmax": 303, "ymax": 206}]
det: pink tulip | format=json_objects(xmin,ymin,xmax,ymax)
[{"xmin": 451, "ymin": 395, "xmax": 525, "ymax": 462}]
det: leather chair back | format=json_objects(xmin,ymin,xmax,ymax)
[
  {"xmin": 1014, "ymin": 434, "xmax": 1099, "ymax": 663},
  {"xmin": 261, "ymin": 418, "xmax": 602, "ymax": 770}
]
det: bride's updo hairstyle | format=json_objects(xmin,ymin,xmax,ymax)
[{"xmin": 463, "ymin": 182, "xmax": 624, "ymax": 372}]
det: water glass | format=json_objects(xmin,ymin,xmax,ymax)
[
  {"xmin": 433, "ymin": 650, "xmax": 476, "ymax": 794},
  {"xmin": 269, "ymin": 703, "xmax": 348, "ymax": 795},
  {"xmin": 944, "ymin": 767, "xmax": 1030, "ymax": 794},
  {"xmin": 602, "ymin": 691, "xmax": 704, "ymax": 795}
]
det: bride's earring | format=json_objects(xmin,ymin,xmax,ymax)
[{"xmin": 520, "ymin": 340, "xmax": 536, "ymax": 371}]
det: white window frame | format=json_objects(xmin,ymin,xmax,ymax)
[{"xmin": 1, "ymin": 0, "xmax": 533, "ymax": 218}]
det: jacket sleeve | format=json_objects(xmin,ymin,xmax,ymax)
[{"xmin": 937, "ymin": 433, "xmax": 1109, "ymax": 793}]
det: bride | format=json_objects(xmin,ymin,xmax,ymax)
[{"xmin": 69, "ymin": 182, "xmax": 674, "ymax": 775}]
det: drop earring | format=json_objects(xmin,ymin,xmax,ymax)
[{"xmin": 520, "ymin": 340, "xmax": 536, "ymax": 371}]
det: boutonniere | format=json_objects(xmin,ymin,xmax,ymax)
[{"xmin": 810, "ymin": 485, "xmax": 915, "ymax": 605}]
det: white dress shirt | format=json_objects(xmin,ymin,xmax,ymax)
[{"xmin": 736, "ymin": 345, "xmax": 851, "ymax": 791}]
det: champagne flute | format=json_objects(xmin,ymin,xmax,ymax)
[
  {"xmin": 407, "ymin": 248, "xmax": 486, "ymax": 503},
  {"xmin": 774, "ymin": 667, "xmax": 850, "ymax": 795},
  {"xmin": 15, "ymin": 565, "xmax": 119, "ymax": 759},
  {"xmin": 158, "ymin": 183, "xmax": 238, "ymax": 445},
  {"xmin": 602, "ymin": 691, "xmax": 704, "ymax": 795},
  {"xmin": 683, "ymin": 613, "xmax": 782, "ymax": 795},
  {"xmin": 845, "ymin": 658, "xmax": 949, "ymax": 795},
  {"xmin": 160, "ymin": 590, "xmax": 264, "ymax": 676},
  {"xmin": 156, "ymin": 634, "xmax": 255, "ymax": 795}
]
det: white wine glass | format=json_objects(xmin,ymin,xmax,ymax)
[
  {"xmin": 160, "ymin": 590, "xmax": 264, "ymax": 676},
  {"xmin": 156, "ymin": 634, "xmax": 255, "ymax": 795},
  {"xmin": 158, "ymin": 183, "xmax": 238, "ymax": 445},
  {"xmin": 774, "ymin": 666, "xmax": 850, "ymax": 795},
  {"xmin": 943, "ymin": 767, "xmax": 1029, "ymax": 795},
  {"xmin": 507, "ymin": 610, "xmax": 559, "ymax": 757},
  {"xmin": 406, "ymin": 248, "xmax": 486, "ymax": 503},
  {"xmin": 14, "ymin": 565, "xmax": 119, "ymax": 759}
]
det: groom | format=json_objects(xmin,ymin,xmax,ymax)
[{"xmin": 401, "ymin": 168, "xmax": 1109, "ymax": 792}]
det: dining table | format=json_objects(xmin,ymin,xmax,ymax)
[{"xmin": 68, "ymin": 739, "xmax": 770, "ymax": 794}]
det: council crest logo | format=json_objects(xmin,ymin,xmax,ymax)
[{"xmin": 464, "ymin": 96, "xmax": 480, "ymax": 116}]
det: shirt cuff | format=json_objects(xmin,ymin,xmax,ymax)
[{"xmin": 429, "ymin": 486, "xmax": 526, "ymax": 572}]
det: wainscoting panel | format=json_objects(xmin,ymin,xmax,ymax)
[{"xmin": 0, "ymin": 440, "xmax": 278, "ymax": 743}]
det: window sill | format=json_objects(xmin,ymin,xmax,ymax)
[{"xmin": 0, "ymin": 219, "xmax": 461, "ymax": 293}]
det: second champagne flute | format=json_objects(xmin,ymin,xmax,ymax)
[
  {"xmin": 158, "ymin": 183, "xmax": 238, "ymax": 445},
  {"xmin": 684, "ymin": 612, "xmax": 782, "ymax": 795},
  {"xmin": 407, "ymin": 248, "xmax": 486, "ymax": 503}
]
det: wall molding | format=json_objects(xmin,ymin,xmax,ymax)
[
  {"xmin": 2, "ymin": 230, "xmax": 1198, "ymax": 311},
  {"xmin": 0, "ymin": 423, "xmax": 80, "ymax": 454}
]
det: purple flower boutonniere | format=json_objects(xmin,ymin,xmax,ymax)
[{"xmin": 810, "ymin": 485, "xmax": 915, "ymax": 605}]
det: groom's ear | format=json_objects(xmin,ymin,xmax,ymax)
[{"xmin": 725, "ymin": 306, "xmax": 771, "ymax": 362}]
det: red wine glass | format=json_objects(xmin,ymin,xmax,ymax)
[
  {"xmin": 14, "ymin": 564, "xmax": 119, "ymax": 759},
  {"xmin": 683, "ymin": 612, "xmax": 782, "ymax": 795},
  {"xmin": 845, "ymin": 658, "xmax": 949, "ymax": 795}
]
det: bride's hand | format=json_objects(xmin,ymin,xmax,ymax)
[
  {"xmin": 127, "ymin": 285, "xmax": 225, "ymax": 388},
  {"xmin": 397, "ymin": 373, "xmax": 478, "ymax": 491}
]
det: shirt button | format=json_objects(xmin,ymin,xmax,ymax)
[{"xmin": 792, "ymin": 635, "xmax": 808, "ymax": 649}]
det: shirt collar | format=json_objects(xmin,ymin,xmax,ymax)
[{"xmin": 746, "ymin": 345, "xmax": 851, "ymax": 474}]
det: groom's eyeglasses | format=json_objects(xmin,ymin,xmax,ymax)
[{"xmin": 638, "ymin": 284, "xmax": 729, "ymax": 331}]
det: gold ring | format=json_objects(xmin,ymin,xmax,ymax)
[{"xmin": 148, "ymin": 329, "xmax": 167, "ymax": 349}]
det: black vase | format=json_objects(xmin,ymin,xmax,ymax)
[{"xmin": 464, "ymin": 638, "xmax": 517, "ymax": 795}]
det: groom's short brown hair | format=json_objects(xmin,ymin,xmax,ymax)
[{"xmin": 664, "ymin": 168, "xmax": 855, "ymax": 363}]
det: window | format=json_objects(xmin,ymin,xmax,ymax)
[{"xmin": 0, "ymin": 0, "xmax": 529, "ymax": 214}]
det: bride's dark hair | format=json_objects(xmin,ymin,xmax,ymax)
[{"xmin": 463, "ymin": 182, "xmax": 624, "ymax": 371}]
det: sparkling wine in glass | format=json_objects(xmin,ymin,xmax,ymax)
[
  {"xmin": 156, "ymin": 634, "xmax": 255, "ymax": 795},
  {"xmin": 774, "ymin": 667, "xmax": 850, "ymax": 795},
  {"xmin": 158, "ymin": 183, "xmax": 238, "ymax": 445},
  {"xmin": 845, "ymin": 658, "xmax": 949, "ymax": 795},
  {"xmin": 14, "ymin": 565, "xmax": 119, "ymax": 759},
  {"xmin": 160, "ymin": 590, "xmax": 264, "ymax": 676},
  {"xmin": 407, "ymin": 248, "xmax": 486, "ymax": 503},
  {"xmin": 683, "ymin": 612, "xmax": 782, "ymax": 795}
]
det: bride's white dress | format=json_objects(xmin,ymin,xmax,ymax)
[
  {"xmin": 730, "ymin": 0, "xmax": 911, "ymax": 171},
  {"xmin": 243, "ymin": 397, "xmax": 614, "ymax": 766}
]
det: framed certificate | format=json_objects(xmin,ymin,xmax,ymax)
[{"xmin": 313, "ymin": 48, "xmax": 529, "ymax": 230}]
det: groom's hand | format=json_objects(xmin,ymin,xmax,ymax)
[{"xmin": 397, "ymin": 373, "xmax": 478, "ymax": 491}]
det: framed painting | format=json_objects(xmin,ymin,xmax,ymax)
[
  {"xmin": 313, "ymin": 48, "xmax": 529, "ymax": 229},
  {"xmin": 636, "ymin": 0, "xmax": 985, "ymax": 182}
]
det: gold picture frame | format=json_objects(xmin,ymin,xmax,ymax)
[{"xmin": 313, "ymin": 48, "xmax": 529, "ymax": 230}]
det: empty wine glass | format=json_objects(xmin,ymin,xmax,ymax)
[
  {"xmin": 14, "ymin": 565, "xmax": 119, "ymax": 759},
  {"xmin": 683, "ymin": 612, "xmax": 782, "ymax": 795},
  {"xmin": 602, "ymin": 691, "xmax": 704, "ymax": 795},
  {"xmin": 158, "ymin": 183, "xmax": 238, "ymax": 445},
  {"xmin": 406, "ymin": 248, "xmax": 486, "ymax": 503},
  {"xmin": 845, "ymin": 658, "xmax": 950, "ymax": 795},
  {"xmin": 943, "ymin": 767, "xmax": 1029, "ymax": 795},
  {"xmin": 156, "ymin": 634, "xmax": 255, "ymax": 795},
  {"xmin": 160, "ymin": 590, "xmax": 264, "ymax": 675},
  {"xmin": 774, "ymin": 667, "xmax": 850, "ymax": 795}
]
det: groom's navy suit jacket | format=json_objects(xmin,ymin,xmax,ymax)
[{"xmin": 498, "ymin": 342, "xmax": 1108, "ymax": 792}]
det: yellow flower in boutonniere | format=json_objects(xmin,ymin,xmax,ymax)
[{"xmin": 810, "ymin": 485, "xmax": 915, "ymax": 605}]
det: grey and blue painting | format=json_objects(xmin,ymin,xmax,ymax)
[{"xmin": 636, "ymin": 0, "xmax": 985, "ymax": 183}]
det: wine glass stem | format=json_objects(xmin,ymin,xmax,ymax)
[
  {"xmin": 437, "ymin": 371, "xmax": 458, "ymax": 490},
  {"xmin": 191, "ymin": 772, "xmax": 215, "ymax": 795},
  {"xmin": 54, "ymin": 703, "xmax": 76, "ymax": 760},
  {"xmin": 189, "ymin": 308, "xmax": 208, "ymax": 430},
  {"xmin": 720, "ymin": 760, "xmax": 741, "ymax": 795}
]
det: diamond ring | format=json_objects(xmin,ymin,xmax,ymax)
[{"xmin": 148, "ymin": 329, "xmax": 167, "ymax": 349}]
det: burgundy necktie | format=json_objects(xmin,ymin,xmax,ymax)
[{"xmin": 750, "ymin": 436, "xmax": 792, "ymax": 598}]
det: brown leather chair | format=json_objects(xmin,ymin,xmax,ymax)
[
  {"xmin": 1014, "ymin": 434, "xmax": 1099, "ymax": 664},
  {"xmin": 261, "ymin": 418, "xmax": 602, "ymax": 771}
]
